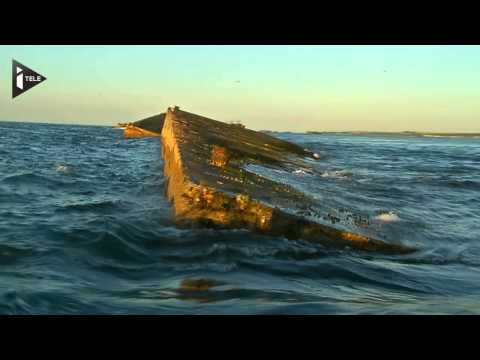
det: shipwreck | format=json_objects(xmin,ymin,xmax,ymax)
[{"xmin": 119, "ymin": 106, "xmax": 414, "ymax": 254}]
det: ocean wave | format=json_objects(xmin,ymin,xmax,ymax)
[
  {"xmin": 71, "ymin": 228, "xmax": 153, "ymax": 264},
  {"xmin": 56, "ymin": 199, "xmax": 125, "ymax": 212},
  {"xmin": 394, "ymin": 246, "xmax": 480, "ymax": 267},
  {"xmin": 0, "ymin": 244, "xmax": 35, "ymax": 265},
  {"xmin": 418, "ymin": 177, "xmax": 480, "ymax": 190},
  {"xmin": 2, "ymin": 172, "xmax": 63, "ymax": 185},
  {"xmin": 0, "ymin": 289, "xmax": 103, "ymax": 315},
  {"xmin": 443, "ymin": 179, "xmax": 480, "ymax": 190}
]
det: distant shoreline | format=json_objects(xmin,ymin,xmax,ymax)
[
  {"xmin": 1, "ymin": 120, "xmax": 478, "ymax": 137},
  {"xmin": 303, "ymin": 131, "xmax": 480, "ymax": 138},
  {"xmin": 259, "ymin": 130, "xmax": 480, "ymax": 138}
]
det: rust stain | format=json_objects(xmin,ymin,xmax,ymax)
[{"xmin": 211, "ymin": 145, "xmax": 230, "ymax": 167}]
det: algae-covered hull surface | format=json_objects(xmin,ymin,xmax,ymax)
[{"xmin": 161, "ymin": 108, "xmax": 413, "ymax": 254}]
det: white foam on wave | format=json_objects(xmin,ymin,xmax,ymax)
[
  {"xmin": 56, "ymin": 165, "xmax": 69, "ymax": 173},
  {"xmin": 320, "ymin": 170, "xmax": 352, "ymax": 179},
  {"xmin": 293, "ymin": 169, "xmax": 308, "ymax": 175},
  {"xmin": 374, "ymin": 212, "xmax": 400, "ymax": 222}
]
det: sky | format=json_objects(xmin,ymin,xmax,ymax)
[{"xmin": 0, "ymin": 45, "xmax": 479, "ymax": 132}]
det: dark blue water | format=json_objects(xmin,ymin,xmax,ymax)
[{"xmin": 1, "ymin": 122, "xmax": 479, "ymax": 314}]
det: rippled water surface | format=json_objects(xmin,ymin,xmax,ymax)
[{"xmin": 0, "ymin": 122, "xmax": 479, "ymax": 314}]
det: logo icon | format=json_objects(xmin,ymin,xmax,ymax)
[{"xmin": 12, "ymin": 59, "xmax": 47, "ymax": 99}]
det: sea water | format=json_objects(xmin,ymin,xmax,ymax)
[{"xmin": 0, "ymin": 122, "xmax": 479, "ymax": 314}]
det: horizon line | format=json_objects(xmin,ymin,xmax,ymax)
[{"xmin": 1, "ymin": 119, "xmax": 479, "ymax": 135}]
